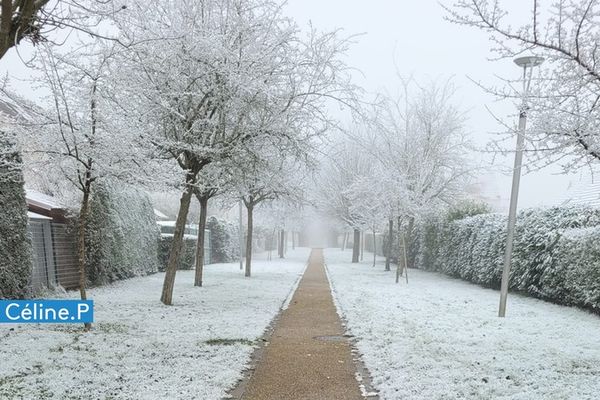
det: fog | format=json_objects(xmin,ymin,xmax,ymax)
[{"xmin": 284, "ymin": 0, "xmax": 593, "ymax": 210}]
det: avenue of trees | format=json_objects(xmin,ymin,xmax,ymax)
[
  {"xmin": 0, "ymin": 0, "xmax": 356, "ymax": 309},
  {"xmin": 316, "ymin": 80, "xmax": 473, "ymax": 274},
  {"xmin": 3, "ymin": 0, "xmax": 600, "ymax": 309}
]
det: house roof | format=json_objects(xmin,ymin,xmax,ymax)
[
  {"xmin": 154, "ymin": 208, "xmax": 170, "ymax": 220},
  {"xmin": 0, "ymin": 96, "xmax": 35, "ymax": 124},
  {"xmin": 27, "ymin": 211, "xmax": 52, "ymax": 220},
  {"xmin": 559, "ymin": 177, "xmax": 600, "ymax": 208},
  {"xmin": 25, "ymin": 189, "xmax": 64, "ymax": 211},
  {"xmin": 25, "ymin": 189, "xmax": 69, "ymax": 223}
]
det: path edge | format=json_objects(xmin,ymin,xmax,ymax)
[
  {"xmin": 323, "ymin": 258, "xmax": 380, "ymax": 399},
  {"xmin": 223, "ymin": 258, "xmax": 310, "ymax": 400}
]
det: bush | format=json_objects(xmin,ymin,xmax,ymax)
[
  {"xmin": 207, "ymin": 216, "xmax": 239, "ymax": 263},
  {"xmin": 382, "ymin": 221, "xmax": 400, "ymax": 262},
  {"xmin": 413, "ymin": 205, "xmax": 600, "ymax": 313},
  {"xmin": 85, "ymin": 180, "xmax": 160, "ymax": 286},
  {"xmin": 446, "ymin": 199, "xmax": 492, "ymax": 221},
  {"xmin": 0, "ymin": 136, "xmax": 32, "ymax": 298},
  {"xmin": 157, "ymin": 235, "xmax": 196, "ymax": 271}
]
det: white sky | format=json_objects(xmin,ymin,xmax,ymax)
[
  {"xmin": 284, "ymin": 0, "xmax": 591, "ymax": 210},
  {"xmin": 0, "ymin": 0, "xmax": 593, "ymax": 211}
]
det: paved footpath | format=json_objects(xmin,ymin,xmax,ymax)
[{"xmin": 239, "ymin": 249, "xmax": 363, "ymax": 400}]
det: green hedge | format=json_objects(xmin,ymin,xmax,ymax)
[
  {"xmin": 157, "ymin": 235, "xmax": 196, "ymax": 271},
  {"xmin": 413, "ymin": 206, "xmax": 600, "ymax": 312},
  {"xmin": 207, "ymin": 216, "xmax": 239, "ymax": 263},
  {"xmin": 85, "ymin": 181, "xmax": 160, "ymax": 286},
  {"xmin": 0, "ymin": 136, "xmax": 32, "ymax": 298}
]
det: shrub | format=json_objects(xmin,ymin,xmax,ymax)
[
  {"xmin": 382, "ymin": 222, "xmax": 400, "ymax": 262},
  {"xmin": 412, "ymin": 205, "xmax": 600, "ymax": 313},
  {"xmin": 157, "ymin": 235, "xmax": 196, "ymax": 271},
  {"xmin": 85, "ymin": 180, "xmax": 160, "ymax": 286},
  {"xmin": 0, "ymin": 136, "xmax": 32, "ymax": 298},
  {"xmin": 446, "ymin": 199, "xmax": 492, "ymax": 221},
  {"xmin": 207, "ymin": 216, "xmax": 239, "ymax": 263}
]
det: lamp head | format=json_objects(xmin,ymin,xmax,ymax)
[{"xmin": 514, "ymin": 56, "xmax": 545, "ymax": 68}]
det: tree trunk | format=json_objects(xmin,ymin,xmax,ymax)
[
  {"xmin": 77, "ymin": 173, "xmax": 93, "ymax": 331},
  {"xmin": 385, "ymin": 218, "xmax": 393, "ymax": 271},
  {"xmin": 245, "ymin": 202, "xmax": 254, "ymax": 277},
  {"xmin": 395, "ymin": 259, "xmax": 401, "ymax": 283},
  {"xmin": 352, "ymin": 228, "xmax": 360, "ymax": 263},
  {"xmin": 193, "ymin": 195, "xmax": 209, "ymax": 287},
  {"xmin": 402, "ymin": 233, "xmax": 409, "ymax": 284},
  {"xmin": 406, "ymin": 216, "xmax": 415, "ymax": 269},
  {"xmin": 360, "ymin": 230, "xmax": 364, "ymax": 261},
  {"xmin": 372, "ymin": 228, "xmax": 377, "ymax": 267},
  {"xmin": 161, "ymin": 175, "xmax": 195, "ymax": 305},
  {"xmin": 342, "ymin": 232, "xmax": 348, "ymax": 251},
  {"xmin": 292, "ymin": 231, "xmax": 295, "ymax": 250},
  {"xmin": 397, "ymin": 216, "xmax": 403, "ymax": 277},
  {"xmin": 269, "ymin": 228, "xmax": 276, "ymax": 261},
  {"xmin": 278, "ymin": 229, "xmax": 284, "ymax": 258}
]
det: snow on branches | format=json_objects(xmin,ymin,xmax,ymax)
[{"xmin": 446, "ymin": 0, "xmax": 600, "ymax": 171}]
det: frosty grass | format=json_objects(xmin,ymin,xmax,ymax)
[
  {"xmin": 0, "ymin": 248, "xmax": 309, "ymax": 399},
  {"xmin": 325, "ymin": 248, "xmax": 600, "ymax": 400}
]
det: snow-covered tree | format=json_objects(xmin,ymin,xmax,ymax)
[
  {"xmin": 446, "ymin": 0, "xmax": 600, "ymax": 171},
  {"xmin": 316, "ymin": 134, "xmax": 379, "ymax": 263},
  {"xmin": 234, "ymin": 146, "xmax": 306, "ymax": 277},
  {"xmin": 256, "ymin": 199, "xmax": 307, "ymax": 257},
  {"xmin": 373, "ymin": 79, "xmax": 472, "ymax": 272},
  {"xmin": 2, "ymin": 43, "xmax": 141, "ymax": 328},
  {"xmin": 0, "ymin": 0, "xmax": 128, "ymax": 60},
  {"xmin": 192, "ymin": 161, "xmax": 233, "ymax": 287},
  {"xmin": 112, "ymin": 0, "xmax": 285, "ymax": 303},
  {"xmin": 112, "ymin": 0, "xmax": 355, "ymax": 304}
]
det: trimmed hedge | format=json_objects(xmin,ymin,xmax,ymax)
[
  {"xmin": 85, "ymin": 181, "xmax": 160, "ymax": 286},
  {"xmin": 0, "ymin": 136, "xmax": 32, "ymax": 298},
  {"xmin": 157, "ymin": 236, "xmax": 196, "ymax": 271},
  {"xmin": 207, "ymin": 216, "xmax": 240, "ymax": 263},
  {"xmin": 413, "ymin": 206, "xmax": 600, "ymax": 312}
]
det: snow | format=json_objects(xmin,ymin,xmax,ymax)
[
  {"xmin": 27, "ymin": 211, "xmax": 52, "ymax": 220},
  {"xmin": 153, "ymin": 208, "xmax": 169, "ymax": 220},
  {"xmin": 324, "ymin": 248, "xmax": 600, "ymax": 400},
  {"xmin": 560, "ymin": 226, "xmax": 600, "ymax": 240},
  {"xmin": 25, "ymin": 189, "xmax": 63, "ymax": 210},
  {"xmin": 0, "ymin": 248, "xmax": 310, "ymax": 399}
]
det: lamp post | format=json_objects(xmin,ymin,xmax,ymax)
[
  {"xmin": 498, "ymin": 55, "xmax": 544, "ymax": 318},
  {"xmin": 239, "ymin": 200, "xmax": 244, "ymax": 270}
]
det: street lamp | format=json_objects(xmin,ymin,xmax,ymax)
[{"xmin": 498, "ymin": 55, "xmax": 544, "ymax": 318}]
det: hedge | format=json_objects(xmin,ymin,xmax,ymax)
[
  {"xmin": 413, "ymin": 205, "xmax": 600, "ymax": 312},
  {"xmin": 157, "ymin": 236, "xmax": 197, "ymax": 271},
  {"xmin": 0, "ymin": 136, "xmax": 32, "ymax": 298},
  {"xmin": 85, "ymin": 180, "xmax": 160, "ymax": 286},
  {"xmin": 207, "ymin": 216, "xmax": 240, "ymax": 263}
]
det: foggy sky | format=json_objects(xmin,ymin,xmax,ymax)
[
  {"xmin": 0, "ymin": 0, "xmax": 593, "ymax": 210},
  {"xmin": 285, "ymin": 0, "xmax": 591, "ymax": 210}
]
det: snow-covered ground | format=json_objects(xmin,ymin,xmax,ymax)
[
  {"xmin": 0, "ymin": 248, "xmax": 310, "ymax": 400},
  {"xmin": 324, "ymin": 249, "xmax": 600, "ymax": 400}
]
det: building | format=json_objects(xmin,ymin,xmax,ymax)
[{"xmin": 26, "ymin": 189, "xmax": 79, "ymax": 291}]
